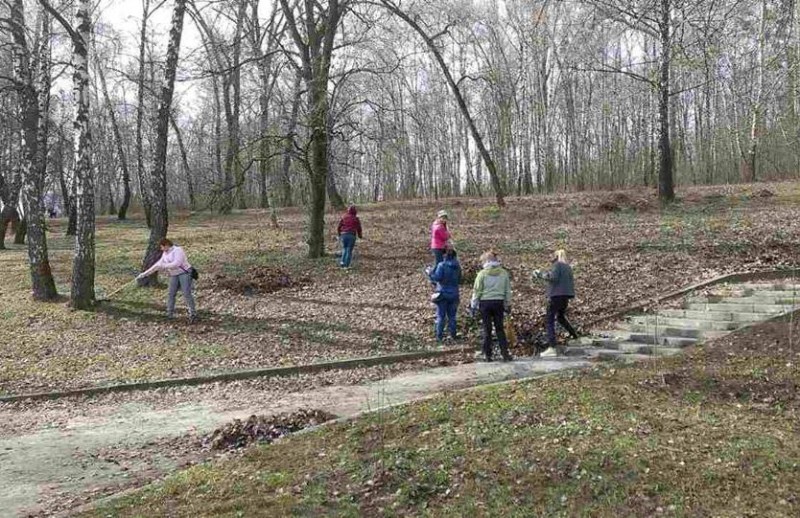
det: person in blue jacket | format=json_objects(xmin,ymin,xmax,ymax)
[{"xmin": 428, "ymin": 247, "xmax": 462, "ymax": 343}]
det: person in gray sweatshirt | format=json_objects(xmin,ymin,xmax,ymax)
[{"xmin": 533, "ymin": 249, "xmax": 579, "ymax": 355}]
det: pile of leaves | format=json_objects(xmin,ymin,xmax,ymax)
[
  {"xmin": 512, "ymin": 317, "xmax": 550, "ymax": 355},
  {"xmin": 210, "ymin": 266, "xmax": 311, "ymax": 295},
  {"xmin": 459, "ymin": 261, "xmax": 481, "ymax": 285},
  {"xmin": 597, "ymin": 191, "xmax": 652, "ymax": 212},
  {"xmin": 202, "ymin": 408, "xmax": 337, "ymax": 450}
]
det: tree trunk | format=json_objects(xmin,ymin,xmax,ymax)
[
  {"xmin": 250, "ymin": 0, "xmax": 279, "ymax": 210},
  {"xmin": 136, "ymin": 0, "xmax": 152, "ymax": 226},
  {"xmin": 281, "ymin": 72, "xmax": 302, "ymax": 207},
  {"xmin": 169, "ymin": 114, "xmax": 195, "ymax": 210},
  {"xmin": 279, "ymin": 0, "xmax": 344, "ymax": 257},
  {"xmin": 307, "ymin": 80, "xmax": 329, "ymax": 258},
  {"xmin": 657, "ymin": 0, "xmax": 675, "ymax": 204},
  {"xmin": 18, "ymin": 0, "xmax": 58, "ymax": 300},
  {"xmin": 54, "ymin": 0, "xmax": 97, "ymax": 310},
  {"xmin": 232, "ymin": 0, "xmax": 247, "ymax": 210},
  {"xmin": 13, "ymin": 218, "xmax": 26, "ymax": 244},
  {"xmin": 0, "ymin": 206, "xmax": 16, "ymax": 250},
  {"xmin": 326, "ymin": 113, "xmax": 346, "ymax": 211},
  {"xmin": 94, "ymin": 51, "xmax": 131, "ymax": 221},
  {"xmin": 140, "ymin": 0, "xmax": 187, "ymax": 285},
  {"xmin": 744, "ymin": 0, "xmax": 767, "ymax": 182}
]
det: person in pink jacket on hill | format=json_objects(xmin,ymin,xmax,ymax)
[{"xmin": 430, "ymin": 210, "xmax": 451, "ymax": 267}]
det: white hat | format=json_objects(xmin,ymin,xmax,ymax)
[{"xmin": 437, "ymin": 210, "xmax": 449, "ymax": 219}]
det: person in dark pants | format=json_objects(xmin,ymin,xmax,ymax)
[
  {"xmin": 470, "ymin": 250, "xmax": 513, "ymax": 362},
  {"xmin": 337, "ymin": 205, "xmax": 363, "ymax": 268},
  {"xmin": 533, "ymin": 249, "xmax": 579, "ymax": 355},
  {"xmin": 428, "ymin": 247, "xmax": 461, "ymax": 343}
]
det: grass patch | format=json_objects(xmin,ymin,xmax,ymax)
[{"xmin": 80, "ymin": 324, "xmax": 800, "ymax": 516}]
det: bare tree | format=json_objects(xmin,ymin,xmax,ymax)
[
  {"xmin": 377, "ymin": 0, "xmax": 506, "ymax": 207},
  {"xmin": 7, "ymin": 0, "xmax": 58, "ymax": 300},
  {"xmin": 139, "ymin": 0, "xmax": 188, "ymax": 285},
  {"xmin": 41, "ymin": 0, "xmax": 96, "ymax": 308},
  {"xmin": 93, "ymin": 44, "xmax": 132, "ymax": 220},
  {"xmin": 280, "ymin": 0, "xmax": 349, "ymax": 257}
]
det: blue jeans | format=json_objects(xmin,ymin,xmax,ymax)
[
  {"xmin": 431, "ymin": 248, "xmax": 445, "ymax": 267},
  {"xmin": 340, "ymin": 232, "xmax": 356, "ymax": 267},
  {"xmin": 168, "ymin": 272, "xmax": 196, "ymax": 317},
  {"xmin": 434, "ymin": 297, "xmax": 459, "ymax": 341}
]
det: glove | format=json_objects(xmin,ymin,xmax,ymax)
[{"xmin": 504, "ymin": 305, "xmax": 511, "ymax": 315}]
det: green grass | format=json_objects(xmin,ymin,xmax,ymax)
[{"xmin": 80, "ymin": 339, "xmax": 800, "ymax": 517}]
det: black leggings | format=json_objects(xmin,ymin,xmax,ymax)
[
  {"xmin": 546, "ymin": 296, "xmax": 578, "ymax": 345},
  {"xmin": 480, "ymin": 300, "xmax": 510, "ymax": 359}
]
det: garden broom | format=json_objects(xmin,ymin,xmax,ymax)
[{"xmin": 97, "ymin": 278, "xmax": 138, "ymax": 302}]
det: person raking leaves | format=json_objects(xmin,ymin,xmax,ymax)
[
  {"xmin": 136, "ymin": 238, "xmax": 198, "ymax": 323},
  {"xmin": 532, "ymin": 248, "xmax": 579, "ymax": 356}
]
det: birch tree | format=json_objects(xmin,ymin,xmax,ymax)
[
  {"xmin": 6, "ymin": 0, "xmax": 58, "ymax": 300},
  {"xmin": 40, "ymin": 0, "xmax": 96, "ymax": 308}
]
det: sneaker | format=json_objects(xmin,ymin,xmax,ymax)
[
  {"xmin": 501, "ymin": 354, "xmax": 513, "ymax": 362},
  {"xmin": 541, "ymin": 347, "xmax": 557, "ymax": 357},
  {"xmin": 188, "ymin": 315, "xmax": 198, "ymax": 324},
  {"xmin": 483, "ymin": 356, "xmax": 493, "ymax": 362}
]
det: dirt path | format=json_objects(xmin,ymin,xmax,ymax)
[{"xmin": 0, "ymin": 357, "xmax": 589, "ymax": 517}]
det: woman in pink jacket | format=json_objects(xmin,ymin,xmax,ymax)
[
  {"xmin": 430, "ymin": 210, "xmax": 451, "ymax": 267},
  {"xmin": 136, "ymin": 238, "xmax": 197, "ymax": 322}
]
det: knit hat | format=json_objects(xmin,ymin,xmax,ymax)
[{"xmin": 436, "ymin": 210, "xmax": 448, "ymax": 219}]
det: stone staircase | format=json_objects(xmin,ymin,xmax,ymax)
[{"xmin": 566, "ymin": 281, "xmax": 800, "ymax": 361}]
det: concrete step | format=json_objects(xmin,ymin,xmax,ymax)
[
  {"xmin": 695, "ymin": 295, "xmax": 800, "ymax": 306},
  {"xmin": 722, "ymin": 289, "xmax": 800, "ymax": 299},
  {"xmin": 595, "ymin": 341, "xmax": 687, "ymax": 354},
  {"xmin": 659, "ymin": 309, "xmax": 764, "ymax": 322},
  {"xmin": 624, "ymin": 324, "xmax": 704, "ymax": 338},
  {"xmin": 625, "ymin": 316, "xmax": 741, "ymax": 332},
  {"xmin": 737, "ymin": 282, "xmax": 800, "ymax": 292},
  {"xmin": 686, "ymin": 302, "xmax": 791, "ymax": 314},
  {"xmin": 592, "ymin": 333, "xmax": 698, "ymax": 348},
  {"xmin": 635, "ymin": 346, "xmax": 685, "ymax": 356},
  {"xmin": 628, "ymin": 333, "xmax": 700, "ymax": 347}
]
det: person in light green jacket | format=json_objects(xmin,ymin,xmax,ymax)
[{"xmin": 470, "ymin": 250, "xmax": 512, "ymax": 362}]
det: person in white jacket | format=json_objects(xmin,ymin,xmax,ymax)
[{"xmin": 136, "ymin": 238, "xmax": 197, "ymax": 322}]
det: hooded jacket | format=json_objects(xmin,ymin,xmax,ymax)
[
  {"xmin": 470, "ymin": 261, "xmax": 511, "ymax": 307},
  {"xmin": 429, "ymin": 257, "xmax": 461, "ymax": 300},
  {"xmin": 337, "ymin": 206, "xmax": 363, "ymax": 238}
]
